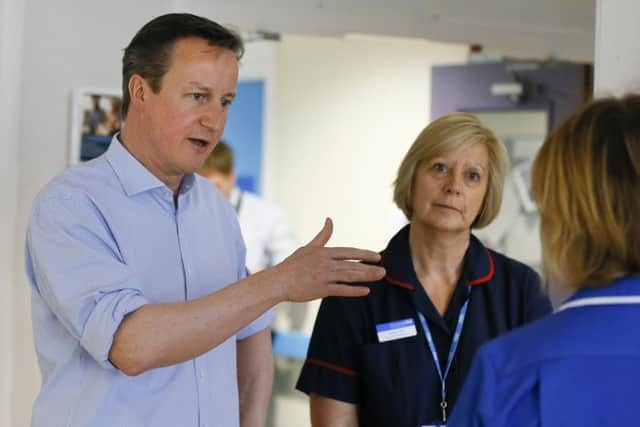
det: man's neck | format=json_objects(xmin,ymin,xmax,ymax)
[{"xmin": 119, "ymin": 125, "xmax": 183, "ymax": 193}]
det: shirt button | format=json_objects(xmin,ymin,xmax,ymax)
[{"xmin": 199, "ymin": 370, "xmax": 205, "ymax": 380}]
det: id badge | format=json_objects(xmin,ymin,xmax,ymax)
[{"xmin": 375, "ymin": 318, "xmax": 417, "ymax": 343}]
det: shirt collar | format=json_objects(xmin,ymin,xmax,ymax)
[
  {"xmin": 230, "ymin": 186, "xmax": 241, "ymax": 206},
  {"xmin": 381, "ymin": 224, "xmax": 495, "ymax": 291},
  {"xmin": 105, "ymin": 134, "xmax": 196, "ymax": 197},
  {"xmin": 561, "ymin": 275, "xmax": 640, "ymax": 305}
]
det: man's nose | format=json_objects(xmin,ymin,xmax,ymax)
[{"xmin": 201, "ymin": 105, "xmax": 225, "ymax": 132}]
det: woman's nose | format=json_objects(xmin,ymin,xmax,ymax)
[{"xmin": 444, "ymin": 172, "xmax": 463, "ymax": 195}]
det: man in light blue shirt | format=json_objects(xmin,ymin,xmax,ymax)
[{"xmin": 25, "ymin": 13, "xmax": 385, "ymax": 427}]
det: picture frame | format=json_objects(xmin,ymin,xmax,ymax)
[{"xmin": 69, "ymin": 88, "xmax": 123, "ymax": 165}]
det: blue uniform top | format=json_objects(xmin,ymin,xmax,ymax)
[
  {"xmin": 296, "ymin": 225, "xmax": 551, "ymax": 427},
  {"xmin": 448, "ymin": 275, "xmax": 640, "ymax": 427}
]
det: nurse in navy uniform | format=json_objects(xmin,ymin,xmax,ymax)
[
  {"xmin": 296, "ymin": 112, "xmax": 552, "ymax": 427},
  {"xmin": 448, "ymin": 95, "xmax": 640, "ymax": 427}
]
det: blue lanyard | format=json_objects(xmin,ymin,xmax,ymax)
[{"xmin": 417, "ymin": 288, "xmax": 470, "ymax": 424}]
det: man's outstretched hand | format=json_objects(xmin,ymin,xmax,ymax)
[{"xmin": 271, "ymin": 218, "xmax": 386, "ymax": 302}]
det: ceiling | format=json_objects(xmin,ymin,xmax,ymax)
[{"xmin": 199, "ymin": 0, "xmax": 595, "ymax": 61}]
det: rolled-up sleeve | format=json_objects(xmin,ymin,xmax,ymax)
[
  {"xmin": 27, "ymin": 191, "xmax": 149, "ymax": 370},
  {"xmin": 236, "ymin": 309, "xmax": 274, "ymax": 340}
]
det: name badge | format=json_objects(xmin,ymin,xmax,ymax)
[{"xmin": 376, "ymin": 318, "xmax": 417, "ymax": 343}]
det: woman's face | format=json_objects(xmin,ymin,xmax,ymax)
[{"xmin": 410, "ymin": 142, "xmax": 489, "ymax": 234}]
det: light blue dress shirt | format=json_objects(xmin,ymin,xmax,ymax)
[{"xmin": 25, "ymin": 136, "xmax": 273, "ymax": 427}]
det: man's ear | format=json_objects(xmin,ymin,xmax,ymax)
[{"xmin": 128, "ymin": 74, "xmax": 148, "ymax": 110}]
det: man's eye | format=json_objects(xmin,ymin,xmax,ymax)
[
  {"xmin": 192, "ymin": 93, "xmax": 206, "ymax": 102},
  {"xmin": 221, "ymin": 98, "xmax": 233, "ymax": 108}
]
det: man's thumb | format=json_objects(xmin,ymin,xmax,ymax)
[{"xmin": 308, "ymin": 217, "xmax": 333, "ymax": 247}]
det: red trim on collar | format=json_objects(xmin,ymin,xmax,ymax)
[
  {"xmin": 380, "ymin": 252, "xmax": 415, "ymax": 290},
  {"xmin": 468, "ymin": 249, "xmax": 495, "ymax": 286},
  {"xmin": 306, "ymin": 358, "xmax": 360, "ymax": 377},
  {"xmin": 384, "ymin": 275, "xmax": 416, "ymax": 290}
]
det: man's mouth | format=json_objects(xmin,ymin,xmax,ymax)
[{"xmin": 188, "ymin": 137, "xmax": 211, "ymax": 148}]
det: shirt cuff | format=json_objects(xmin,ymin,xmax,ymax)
[
  {"xmin": 80, "ymin": 289, "xmax": 150, "ymax": 370},
  {"xmin": 237, "ymin": 308, "xmax": 274, "ymax": 340}
]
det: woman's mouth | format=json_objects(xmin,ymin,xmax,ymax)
[{"xmin": 433, "ymin": 203, "xmax": 460, "ymax": 212}]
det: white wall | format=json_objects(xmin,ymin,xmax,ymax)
[
  {"xmin": 274, "ymin": 34, "xmax": 467, "ymax": 250},
  {"xmin": 0, "ymin": 0, "xmax": 24, "ymax": 424},
  {"xmin": 594, "ymin": 0, "xmax": 640, "ymax": 95}
]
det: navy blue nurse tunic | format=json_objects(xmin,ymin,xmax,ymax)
[{"xmin": 296, "ymin": 225, "xmax": 552, "ymax": 427}]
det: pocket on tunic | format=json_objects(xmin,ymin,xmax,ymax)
[{"xmin": 359, "ymin": 338, "xmax": 423, "ymax": 426}]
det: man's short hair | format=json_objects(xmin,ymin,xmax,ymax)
[
  {"xmin": 121, "ymin": 13, "xmax": 244, "ymax": 118},
  {"xmin": 201, "ymin": 140, "xmax": 234, "ymax": 176}
]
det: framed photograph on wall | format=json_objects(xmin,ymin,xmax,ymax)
[{"xmin": 69, "ymin": 88, "xmax": 123, "ymax": 165}]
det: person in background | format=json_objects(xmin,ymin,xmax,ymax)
[
  {"xmin": 448, "ymin": 95, "xmax": 640, "ymax": 427},
  {"xmin": 25, "ymin": 13, "xmax": 384, "ymax": 427},
  {"xmin": 199, "ymin": 141, "xmax": 298, "ymax": 274},
  {"xmin": 296, "ymin": 112, "xmax": 552, "ymax": 427}
]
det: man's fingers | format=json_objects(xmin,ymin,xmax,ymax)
[
  {"xmin": 307, "ymin": 217, "xmax": 333, "ymax": 248},
  {"xmin": 326, "ymin": 284, "xmax": 370, "ymax": 298},
  {"xmin": 329, "ymin": 263, "xmax": 386, "ymax": 283},
  {"xmin": 326, "ymin": 247, "xmax": 382, "ymax": 262}
]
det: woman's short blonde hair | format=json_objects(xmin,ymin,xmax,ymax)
[
  {"xmin": 531, "ymin": 94, "xmax": 640, "ymax": 288},
  {"xmin": 393, "ymin": 112, "xmax": 509, "ymax": 229}
]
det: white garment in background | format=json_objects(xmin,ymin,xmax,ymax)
[{"xmin": 230, "ymin": 187, "xmax": 298, "ymax": 273}]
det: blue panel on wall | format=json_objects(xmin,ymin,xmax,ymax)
[
  {"xmin": 222, "ymin": 80, "xmax": 264, "ymax": 195},
  {"xmin": 236, "ymin": 175, "xmax": 256, "ymax": 193}
]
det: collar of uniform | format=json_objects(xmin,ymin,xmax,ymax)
[
  {"xmin": 105, "ymin": 134, "xmax": 196, "ymax": 197},
  {"xmin": 230, "ymin": 186, "xmax": 242, "ymax": 208},
  {"xmin": 561, "ymin": 275, "xmax": 640, "ymax": 306},
  {"xmin": 381, "ymin": 224, "xmax": 495, "ymax": 291}
]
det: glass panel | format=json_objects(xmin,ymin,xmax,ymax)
[{"xmin": 472, "ymin": 110, "xmax": 547, "ymax": 273}]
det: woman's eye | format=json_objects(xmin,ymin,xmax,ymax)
[
  {"xmin": 431, "ymin": 163, "xmax": 448, "ymax": 174},
  {"xmin": 467, "ymin": 171, "xmax": 481, "ymax": 182}
]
